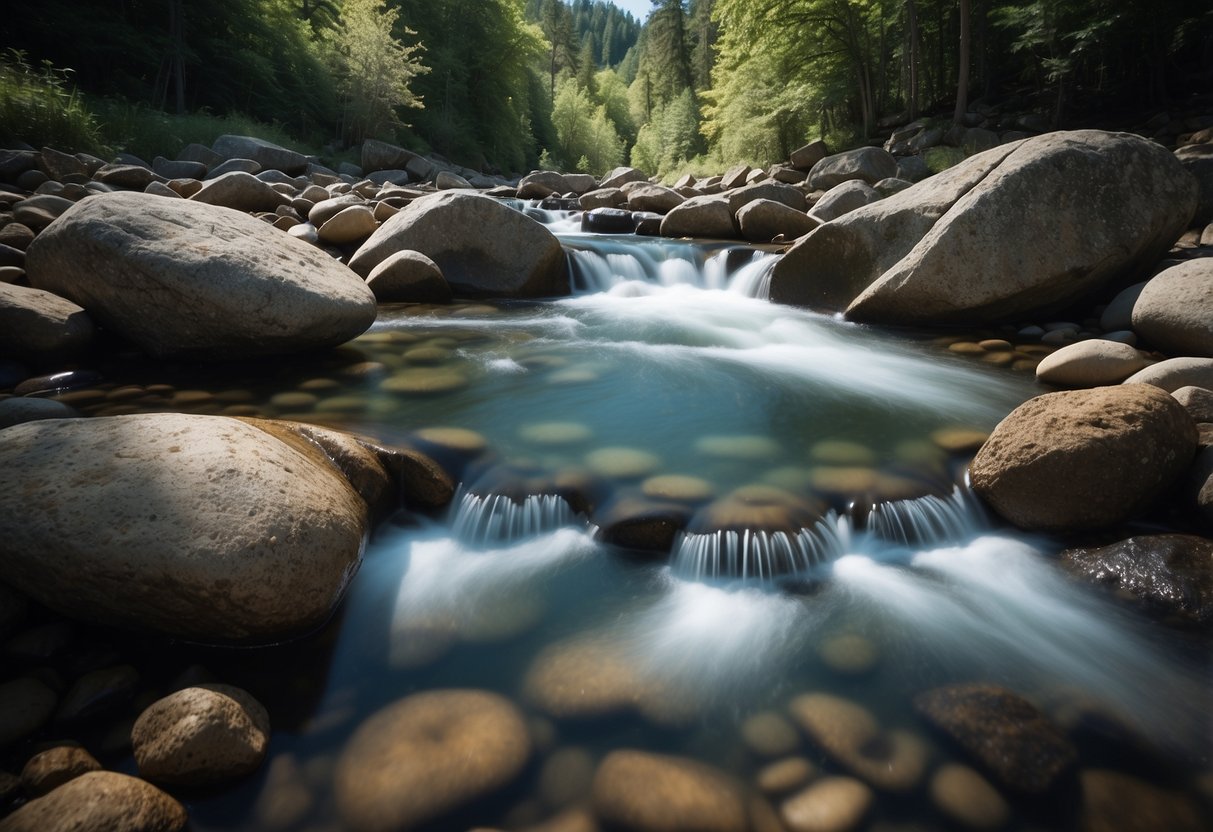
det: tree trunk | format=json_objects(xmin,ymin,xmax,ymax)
[
  {"xmin": 907, "ymin": 0, "xmax": 920, "ymax": 119},
  {"xmin": 953, "ymin": 0, "xmax": 970, "ymax": 124}
]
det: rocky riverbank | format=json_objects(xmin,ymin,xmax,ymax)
[{"xmin": 1, "ymin": 128, "xmax": 1211, "ymax": 830}]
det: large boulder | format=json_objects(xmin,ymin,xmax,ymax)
[
  {"xmin": 335, "ymin": 689, "xmax": 531, "ymax": 832},
  {"xmin": 808, "ymin": 146, "xmax": 899, "ymax": 190},
  {"xmin": 1124, "ymin": 357, "xmax": 1213, "ymax": 392},
  {"xmin": 0, "ymin": 414, "xmax": 368, "ymax": 643},
  {"xmin": 212, "ymin": 134, "xmax": 307, "ymax": 174},
  {"xmin": 25, "ymin": 192, "xmax": 376, "ymax": 360},
  {"xmin": 348, "ymin": 191, "xmax": 568, "ymax": 298},
  {"xmin": 361, "ymin": 139, "xmax": 421, "ymax": 173},
  {"xmin": 1131, "ymin": 259, "xmax": 1213, "ymax": 357},
  {"xmin": 660, "ymin": 195, "xmax": 737, "ymax": 240},
  {"xmin": 189, "ymin": 171, "xmax": 288, "ymax": 213},
  {"xmin": 627, "ymin": 184, "xmax": 685, "ymax": 214},
  {"xmin": 724, "ymin": 181, "xmax": 806, "ymax": 215},
  {"xmin": 772, "ymin": 132, "xmax": 1198, "ymax": 325},
  {"xmin": 808, "ymin": 180, "xmax": 881, "ymax": 224},
  {"xmin": 737, "ymin": 199, "xmax": 818, "ymax": 243},
  {"xmin": 969, "ymin": 385, "xmax": 1198, "ymax": 532}
]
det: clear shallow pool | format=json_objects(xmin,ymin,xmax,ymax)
[{"xmin": 49, "ymin": 230, "xmax": 1211, "ymax": 829}]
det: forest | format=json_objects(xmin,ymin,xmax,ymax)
[{"xmin": 1, "ymin": 0, "xmax": 1210, "ymax": 177}]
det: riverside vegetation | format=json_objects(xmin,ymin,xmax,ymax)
[{"xmin": 2, "ymin": 1, "xmax": 1213, "ymax": 831}]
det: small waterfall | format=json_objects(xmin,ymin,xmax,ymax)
[
  {"xmin": 451, "ymin": 491, "xmax": 581, "ymax": 545},
  {"xmin": 864, "ymin": 486, "xmax": 989, "ymax": 546},
  {"xmin": 672, "ymin": 514, "xmax": 847, "ymax": 580},
  {"xmin": 727, "ymin": 253, "xmax": 780, "ymax": 299},
  {"xmin": 564, "ymin": 239, "xmax": 763, "ymax": 294},
  {"xmin": 500, "ymin": 198, "xmax": 580, "ymax": 230}
]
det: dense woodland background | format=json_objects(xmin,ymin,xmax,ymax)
[{"xmin": 1, "ymin": 0, "xmax": 1210, "ymax": 177}]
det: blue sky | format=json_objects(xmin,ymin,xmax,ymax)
[{"xmin": 606, "ymin": 0, "xmax": 651, "ymax": 21}]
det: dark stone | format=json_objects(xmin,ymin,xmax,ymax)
[
  {"xmin": 55, "ymin": 664, "xmax": 140, "ymax": 724},
  {"xmin": 1060, "ymin": 534, "xmax": 1213, "ymax": 628},
  {"xmin": 13, "ymin": 369, "xmax": 104, "ymax": 396},
  {"xmin": 594, "ymin": 496, "xmax": 692, "ymax": 555},
  {"xmin": 581, "ymin": 207, "xmax": 635, "ymax": 234},
  {"xmin": 913, "ymin": 683, "xmax": 1077, "ymax": 795},
  {"xmin": 633, "ymin": 212, "xmax": 663, "ymax": 236}
]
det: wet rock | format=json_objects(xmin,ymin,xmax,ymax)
[
  {"xmin": 132, "ymin": 684, "xmax": 269, "ymax": 786},
  {"xmin": 594, "ymin": 495, "xmax": 692, "ymax": 554},
  {"xmin": 756, "ymin": 757, "xmax": 816, "ymax": 795},
  {"xmin": 0, "ymin": 282, "xmax": 94, "ymax": 360},
  {"xmin": 1079, "ymin": 769, "xmax": 1205, "ymax": 832},
  {"xmin": 929, "ymin": 764, "xmax": 1009, "ymax": 831},
  {"xmin": 808, "ymin": 147, "xmax": 899, "ymax": 190},
  {"xmin": 523, "ymin": 637, "xmax": 675, "ymax": 722},
  {"xmin": 0, "ymin": 414, "xmax": 367, "ymax": 643},
  {"xmin": 581, "ymin": 207, "xmax": 635, "ymax": 234},
  {"xmin": 913, "ymin": 683, "xmax": 1077, "ymax": 794},
  {"xmin": 335, "ymin": 689, "xmax": 531, "ymax": 832},
  {"xmin": 366, "ymin": 249, "xmax": 451, "ymax": 304},
  {"xmin": 1034, "ymin": 339, "xmax": 1154, "ymax": 387},
  {"xmin": 817, "ymin": 634, "xmax": 878, "ymax": 676},
  {"xmin": 0, "ymin": 771, "xmax": 187, "ymax": 832},
  {"xmin": 591, "ymin": 749, "xmax": 748, "ymax": 832},
  {"xmin": 26, "ymin": 191, "xmax": 375, "ymax": 360},
  {"xmin": 251, "ymin": 753, "xmax": 313, "ymax": 830},
  {"xmin": 788, "ymin": 693, "xmax": 927, "ymax": 792},
  {"xmin": 688, "ymin": 486, "xmax": 826, "ymax": 537},
  {"xmin": 779, "ymin": 776, "xmax": 873, "ymax": 832},
  {"xmin": 641, "ymin": 475, "xmax": 715, "ymax": 503},
  {"xmin": 1059, "ymin": 534, "xmax": 1213, "ymax": 627},
  {"xmin": 1124, "ymin": 357, "xmax": 1213, "ymax": 392},
  {"xmin": 741, "ymin": 711, "xmax": 802, "ymax": 758},
  {"xmin": 0, "ymin": 677, "xmax": 57, "ymax": 745},
  {"xmin": 585, "ymin": 447, "xmax": 661, "ymax": 479},
  {"xmin": 350, "ymin": 191, "xmax": 568, "ymax": 298},
  {"xmin": 1131, "ymin": 259, "xmax": 1213, "ymax": 357},
  {"xmin": 809, "ymin": 181, "xmax": 881, "ymax": 224},
  {"xmin": 213, "ymin": 134, "xmax": 306, "ymax": 174},
  {"xmin": 737, "ymin": 199, "xmax": 818, "ymax": 242},
  {"xmin": 969, "ymin": 385, "xmax": 1198, "ymax": 532},
  {"xmin": 20, "ymin": 745, "xmax": 102, "ymax": 797},
  {"xmin": 660, "ymin": 196, "xmax": 736, "ymax": 239},
  {"xmin": 56, "ymin": 664, "xmax": 139, "ymax": 723}
]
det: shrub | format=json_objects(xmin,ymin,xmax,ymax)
[{"xmin": 0, "ymin": 50, "xmax": 108, "ymax": 155}]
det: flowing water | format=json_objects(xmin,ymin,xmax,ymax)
[{"xmin": 53, "ymin": 215, "xmax": 1210, "ymax": 830}]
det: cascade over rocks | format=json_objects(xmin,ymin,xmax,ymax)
[
  {"xmin": 25, "ymin": 191, "xmax": 376, "ymax": 360},
  {"xmin": 350, "ymin": 191, "xmax": 568, "ymax": 298},
  {"xmin": 0, "ymin": 413, "xmax": 368, "ymax": 643},
  {"xmin": 969, "ymin": 385, "xmax": 1198, "ymax": 532},
  {"xmin": 771, "ymin": 131, "xmax": 1198, "ymax": 325}
]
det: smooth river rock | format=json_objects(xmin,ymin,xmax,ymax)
[
  {"xmin": 335, "ymin": 689, "xmax": 531, "ymax": 832},
  {"xmin": 969, "ymin": 385, "xmax": 1198, "ymax": 532},
  {"xmin": 1034, "ymin": 339, "xmax": 1154, "ymax": 387},
  {"xmin": 1131, "ymin": 258, "xmax": 1213, "ymax": 357},
  {"xmin": 132, "ymin": 685, "xmax": 270, "ymax": 786},
  {"xmin": 0, "ymin": 282, "xmax": 94, "ymax": 360},
  {"xmin": 0, "ymin": 414, "xmax": 367, "ymax": 643},
  {"xmin": 771, "ymin": 131, "xmax": 1197, "ymax": 325},
  {"xmin": 349, "ymin": 191, "xmax": 568, "ymax": 298},
  {"xmin": 25, "ymin": 191, "xmax": 376, "ymax": 360},
  {"xmin": 0, "ymin": 771, "xmax": 187, "ymax": 832},
  {"xmin": 591, "ymin": 749, "xmax": 749, "ymax": 832}
]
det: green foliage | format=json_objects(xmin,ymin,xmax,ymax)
[
  {"xmin": 93, "ymin": 100, "xmax": 306, "ymax": 163},
  {"xmin": 0, "ymin": 50, "xmax": 108, "ymax": 155},
  {"xmin": 550, "ymin": 75, "xmax": 625, "ymax": 175},
  {"xmin": 923, "ymin": 145, "xmax": 966, "ymax": 174},
  {"xmin": 327, "ymin": 0, "xmax": 428, "ymax": 145},
  {"xmin": 630, "ymin": 87, "xmax": 701, "ymax": 177}
]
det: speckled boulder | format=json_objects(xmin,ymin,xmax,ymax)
[
  {"xmin": 0, "ymin": 414, "xmax": 367, "ymax": 643},
  {"xmin": 0, "ymin": 771, "xmax": 186, "ymax": 832},
  {"xmin": 970, "ymin": 385, "xmax": 1198, "ymax": 531},
  {"xmin": 132, "ymin": 685, "xmax": 269, "ymax": 786}
]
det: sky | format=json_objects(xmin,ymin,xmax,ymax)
[{"xmin": 606, "ymin": 0, "xmax": 651, "ymax": 21}]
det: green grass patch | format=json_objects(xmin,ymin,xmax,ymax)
[
  {"xmin": 0, "ymin": 49, "xmax": 109, "ymax": 156},
  {"xmin": 923, "ymin": 146, "xmax": 966, "ymax": 174}
]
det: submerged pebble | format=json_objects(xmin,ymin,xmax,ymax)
[
  {"xmin": 519, "ymin": 422, "xmax": 594, "ymax": 445},
  {"xmin": 741, "ymin": 711, "xmax": 802, "ymax": 758},
  {"xmin": 585, "ymin": 447, "xmax": 661, "ymax": 479},
  {"xmin": 929, "ymin": 764, "xmax": 1009, "ymax": 831},
  {"xmin": 780, "ymin": 776, "xmax": 873, "ymax": 832},
  {"xmin": 817, "ymin": 634, "xmax": 879, "ymax": 676}
]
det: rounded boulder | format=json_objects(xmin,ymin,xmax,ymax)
[
  {"xmin": 349, "ymin": 191, "xmax": 567, "ymax": 298},
  {"xmin": 0, "ymin": 413, "xmax": 368, "ymax": 643},
  {"xmin": 1131, "ymin": 259, "xmax": 1213, "ymax": 357},
  {"xmin": 970, "ymin": 385, "xmax": 1198, "ymax": 531},
  {"xmin": 591, "ymin": 749, "xmax": 749, "ymax": 832},
  {"xmin": 24, "ymin": 191, "xmax": 376, "ymax": 360},
  {"xmin": 0, "ymin": 771, "xmax": 186, "ymax": 832}
]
